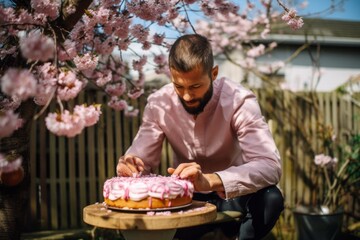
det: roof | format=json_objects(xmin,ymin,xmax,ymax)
[{"xmin": 268, "ymin": 18, "xmax": 360, "ymax": 46}]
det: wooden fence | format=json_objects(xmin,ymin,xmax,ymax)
[{"xmin": 27, "ymin": 88, "xmax": 360, "ymax": 231}]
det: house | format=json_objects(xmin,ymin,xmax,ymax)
[{"xmin": 217, "ymin": 18, "xmax": 360, "ymax": 92}]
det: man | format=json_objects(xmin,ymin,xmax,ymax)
[{"xmin": 117, "ymin": 34, "xmax": 284, "ymax": 240}]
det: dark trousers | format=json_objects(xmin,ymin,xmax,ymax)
[{"xmin": 175, "ymin": 185, "xmax": 284, "ymax": 240}]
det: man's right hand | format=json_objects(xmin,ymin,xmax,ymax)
[{"xmin": 116, "ymin": 154, "xmax": 145, "ymax": 177}]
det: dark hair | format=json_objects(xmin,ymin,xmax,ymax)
[{"xmin": 168, "ymin": 34, "xmax": 213, "ymax": 75}]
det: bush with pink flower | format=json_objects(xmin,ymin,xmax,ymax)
[{"xmin": 312, "ymin": 124, "xmax": 360, "ymax": 213}]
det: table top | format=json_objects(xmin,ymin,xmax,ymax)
[{"xmin": 83, "ymin": 200, "xmax": 217, "ymax": 230}]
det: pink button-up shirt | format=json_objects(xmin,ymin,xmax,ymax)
[{"xmin": 126, "ymin": 77, "xmax": 281, "ymax": 198}]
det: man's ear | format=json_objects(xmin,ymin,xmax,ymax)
[{"xmin": 211, "ymin": 65, "xmax": 219, "ymax": 81}]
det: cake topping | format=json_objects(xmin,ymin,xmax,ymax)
[{"xmin": 103, "ymin": 175, "xmax": 194, "ymax": 202}]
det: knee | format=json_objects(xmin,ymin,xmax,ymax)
[{"xmin": 263, "ymin": 186, "xmax": 284, "ymax": 210}]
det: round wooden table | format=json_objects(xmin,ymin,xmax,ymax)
[{"xmin": 83, "ymin": 200, "xmax": 217, "ymax": 240}]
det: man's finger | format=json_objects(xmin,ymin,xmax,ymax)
[
  {"xmin": 167, "ymin": 167, "xmax": 176, "ymax": 175},
  {"xmin": 179, "ymin": 167, "xmax": 201, "ymax": 180},
  {"xmin": 126, "ymin": 161, "xmax": 139, "ymax": 173},
  {"xmin": 172, "ymin": 162, "xmax": 197, "ymax": 176},
  {"xmin": 117, "ymin": 163, "xmax": 133, "ymax": 177}
]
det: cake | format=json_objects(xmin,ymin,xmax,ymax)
[{"xmin": 103, "ymin": 175, "xmax": 194, "ymax": 209}]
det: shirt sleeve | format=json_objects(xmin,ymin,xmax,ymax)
[
  {"xmin": 215, "ymin": 92, "xmax": 282, "ymax": 199},
  {"xmin": 125, "ymin": 102, "xmax": 165, "ymax": 173}
]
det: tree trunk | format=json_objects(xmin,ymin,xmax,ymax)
[{"xmin": 0, "ymin": 100, "xmax": 37, "ymax": 239}]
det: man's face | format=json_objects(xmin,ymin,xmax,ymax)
[{"xmin": 170, "ymin": 66, "xmax": 218, "ymax": 115}]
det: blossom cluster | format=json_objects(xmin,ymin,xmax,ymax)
[
  {"xmin": 45, "ymin": 104, "xmax": 102, "ymax": 137},
  {"xmin": 281, "ymin": 9, "xmax": 304, "ymax": 30}
]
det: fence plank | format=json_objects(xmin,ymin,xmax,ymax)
[
  {"xmin": 106, "ymin": 103, "xmax": 115, "ymax": 178},
  {"xmin": 39, "ymin": 114, "xmax": 48, "ymax": 229},
  {"xmin": 29, "ymin": 119, "xmax": 37, "ymax": 228},
  {"xmin": 77, "ymin": 93, "xmax": 87, "ymax": 227},
  {"xmin": 58, "ymin": 137, "xmax": 67, "ymax": 228},
  {"xmin": 68, "ymin": 138, "xmax": 77, "ymax": 228},
  {"xmin": 49, "ymin": 126, "xmax": 58, "ymax": 229},
  {"xmin": 96, "ymin": 92, "xmax": 106, "ymax": 201}
]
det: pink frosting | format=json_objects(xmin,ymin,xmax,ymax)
[{"xmin": 103, "ymin": 175, "xmax": 194, "ymax": 202}]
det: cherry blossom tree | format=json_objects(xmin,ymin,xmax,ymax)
[{"xmin": 0, "ymin": 0, "xmax": 309, "ymax": 238}]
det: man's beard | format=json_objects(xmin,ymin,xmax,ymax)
[{"xmin": 179, "ymin": 83, "xmax": 213, "ymax": 115}]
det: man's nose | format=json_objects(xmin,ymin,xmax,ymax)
[{"xmin": 183, "ymin": 90, "xmax": 193, "ymax": 101}]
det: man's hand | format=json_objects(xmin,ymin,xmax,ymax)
[
  {"xmin": 167, "ymin": 162, "xmax": 224, "ymax": 192},
  {"xmin": 116, "ymin": 154, "xmax": 145, "ymax": 177}
]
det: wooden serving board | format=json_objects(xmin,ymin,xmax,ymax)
[{"xmin": 83, "ymin": 200, "xmax": 217, "ymax": 230}]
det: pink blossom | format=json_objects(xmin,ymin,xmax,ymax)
[
  {"xmin": 31, "ymin": 0, "xmax": 61, "ymax": 20},
  {"xmin": 74, "ymin": 104, "xmax": 102, "ymax": 127},
  {"xmin": 238, "ymin": 58, "xmax": 256, "ymax": 69},
  {"xmin": 34, "ymin": 63, "xmax": 57, "ymax": 105},
  {"xmin": 105, "ymin": 82, "xmax": 126, "ymax": 96},
  {"xmin": 36, "ymin": 62, "xmax": 58, "ymax": 80},
  {"xmin": 32, "ymin": 13, "xmax": 48, "ymax": 25},
  {"xmin": 0, "ymin": 97, "xmax": 21, "ymax": 111},
  {"xmin": 125, "ymin": 107, "xmax": 139, "ymax": 117},
  {"xmin": 130, "ymin": 24, "xmax": 149, "ymax": 43},
  {"xmin": 201, "ymin": 2, "xmax": 216, "ymax": 16},
  {"xmin": 183, "ymin": 0, "xmax": 197, "ymax": 4},
  {"xmin": 94, "ymin": 36, "xmax": 116, "ymax": 55},
  {"xmin": 34, "ymin": 83, "xmax": 56, "ymax": 105},
  {"xmin": 58, "ymin": 40, "xmax": 77, "ymax": 61},
  {"xmin": 259, "ymin": 61, "xmax": 285, "ymax": 74},
  {"xmin": 287, "ymin": 17, "xmax": 304, "ymax": 30},
  {"xmin": 102, "ymin": 0, "xmax": 122, "ymax": 8},
  {"xmin": 153, "ymin": 33, "xmax": 165, "ymax": 45},
  {"xmin": 126, "ymin": 1, "xmax": 171, "ymax": 21},
  {"xmin": 260, "ymin": 27, "xmax": 270, "ymax": 39},
  {"xmin": 127, "ymin": 88, "xmax": 144, "ymax": 99},
  {"xmin": 247, "ymin": 44, "xmax": 265, "ymax": 58},
  {"xmin": 215, "ymin": 1, "xmax": 239, "ymax": 15},
  {"xmin": 314, "ymin": 154, "xmax": 338, "ymax": 167},
  {"xmin": 118, "ymin": 39, "xmax": 131, "ymax": 50},
  {"xmin": 154, "ymin": 54, "xmax": 169, "ymax": 75},
  {"xmin": 19, "ymin": 30, "xmax": 55, "ymax": 62},
  {"xmin": 110, "ymin": 15, "xmax": 131, "ymax": 39},
  {"xmin": 132, "ymin": 56, "xmax": 147, "ymax": 71},
  {"xmin": 268, "ymin": 42, "xmax": 277, "ymax": 50},
  {"xmin": 107, "ymin": 97, "xmax": 128, "ymax": 111},
  {"xmin": 165, "ymin": 7, "xmax": 179, "ymax": 21},
  {"xmin": 142, "ymin": 41, "xmax": 152, "ymax": 50},
  {"xmin": 281, "ymin": 9, "xmax": 304, "ymax": 30},
  {"xmin": 0, "ymin": 154, "xmax": 22, "ymax": 173},
  {"xmin": 57, "ymin": 70, "xmax": 83, "ymax": 101},
  {"xmin": 95, "ymin": 70, "xmax": 113, "ymax": 87},
  {"xmin": 45, "ymin": 110, "xmax": 85, "ymax": 137},
  {"xmin": 92, "ymin": 7, "xmax": 111, "ymax": 24},
  {"xmin": 0, "ymin": 110, "xmax": 23, "ymax": 138},
  {"xmin": 0, "ymin": 7, "xmax": 16, "ymax": 24},
  {"xmin": 153, "ymin": 54, "xmax": 167, "ymax": 65},
  {"xmin": 1, "ymin": 68, "xmax": 37, "ymax": 101},
  {"xmin": 74, "ymin": 53, "xmax": 99, "ymax": 72},
  {"xmin": 16, "ymin": 9, "xmax": 37, "ymax": 25}
]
